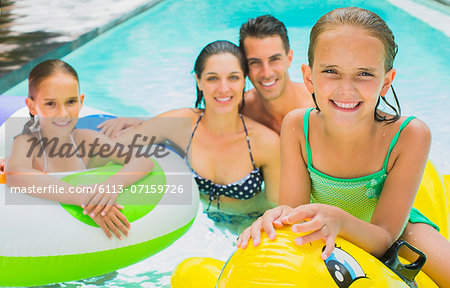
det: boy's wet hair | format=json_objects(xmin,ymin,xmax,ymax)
[
  {"xmin": 239, "ymin": 15, "xmax": 290, "ymax": 55},
  {"xmin": 308, "ymin": 7, "xmax": 400, "ymax": 123}
]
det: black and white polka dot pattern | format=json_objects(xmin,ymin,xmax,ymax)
[
  {"xmin": 193, "ymin": 168, "xmax": 263, "ymax": 200},
  {"xmin": 185, "ymin": 112, "xmax": 263, "ymax": 210}
]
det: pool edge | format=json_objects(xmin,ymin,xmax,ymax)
[{"xmin": 0, "ymin": 0, "xmax": 166, "ymax": 95}]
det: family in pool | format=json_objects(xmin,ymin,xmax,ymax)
[{"xmin": 4, "ymin": 6, "xmax": 450, "ymax": 287}]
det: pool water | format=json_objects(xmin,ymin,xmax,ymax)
[
  {"xmin": 5, "ymin": 0, "xmax": 450, "ymax": 175},
  {"xmin": 3, "ymin": 0, "xmax": 450, "ymax": 287}
]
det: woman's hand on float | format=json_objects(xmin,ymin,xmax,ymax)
[
  {"xmin": 236, "ymin": 205, "xmax": 294, "ymax": 249},
  {"xmin": 81, "ymin": 184, "xmax": 120, "ymax": 217},
  {"xmin": 0, "ymin": 158, "xmax": 5, "ymax": 172},
  {"xmin": 97, "ymin": 117, "xmax": 144, "ymax": 138},
  {"xmin": 90, "ymin": 204, "xmax": 130, "ymax": 239},
  {"xmin": 282, "ymin": 203, "xmax": 342, "ymax": 260}
]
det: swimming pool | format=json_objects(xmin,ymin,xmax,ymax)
[{"xmin": 3, "ymin": 0, "xmax": 450, "ymax": 286}]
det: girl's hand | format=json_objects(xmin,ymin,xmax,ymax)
[
  {"xmin": 237, "ymin": 205, "xmax": 294, "ymax": 249},
  {"xmin": 90, "ymin": 204, "xmax": 130, "ymax": 239},
  {"xmin": 81, "ymin": 184, "xmax": 120, "ymax": 217},
  {"xmin": 282, "ymin": 203, "xmax": 342, "ymax": 260},
  {"xmin": 97, "ymin": 118, "xmax": 144, "ymax": 138}
]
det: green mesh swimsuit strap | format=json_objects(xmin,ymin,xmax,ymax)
[
  {"xmin": 380, "ymin": 116, "xmax": 416, "ymax": 172},
  {"xmin": 303, "ymin": 107, "xmax": 416, "ymax": 171},
  {"xmin": 303, "ymin": 108, "xmax": 315, "ymax": 168}
]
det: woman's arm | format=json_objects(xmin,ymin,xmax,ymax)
[
  {"xmin": 253, "ymin": 125, "xmax": 280, "ymax": 205},
  {"xmin": 97, "ymin": 117, "xmax": 144, "ymax": 138},
  {"xmin": 113, "ymin": 108, "xmax": 195, "ymax": 151}
]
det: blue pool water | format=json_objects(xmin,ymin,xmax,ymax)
[
  {"xmin": 3, "ymin": 0, "xmax": 450, "ymax": 286},
  {"xmin": 5, "ymin": 0, "xmax": 450, "ymax": 175}
]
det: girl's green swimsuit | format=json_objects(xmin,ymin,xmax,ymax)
[{"xmin": 303, "ymin": 108, "xmax": 438, "ymax": 231}]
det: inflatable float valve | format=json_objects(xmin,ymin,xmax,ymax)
[{"xmin": 379, "ymin": 240, "xmax": 426, "ymax": 288}]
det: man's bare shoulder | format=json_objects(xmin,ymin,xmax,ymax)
[
  {"xmin": 292, "ymin": 81, "xmax": 314, "ymax": 108},
  {"xmin": 244, "ymin": 88, "xmax": 260, "ymax": 104},
  {"xmin": 242, "ymin": 88, "xmax": 262, "ymax": 115}
]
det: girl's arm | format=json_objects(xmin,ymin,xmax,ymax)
[
  {"xmin": 90, "ymin": 204, "xmax": 130, "ymax": 239},
  {"xmin": 282, "ymin": 118, "xmax": 431, "ymax": 259},
  {"xmin": 81, "ymin": 129, "xmax": 155, "ymax": 216},
  {"xmin": 278, "ymin": 110, "xmax": 311, "ymax": 206},
  {"xmin": 367, "ymin": 119, "xmax": 431, "ymax": 255},
  {"xmin": 83, "ymin": 108, "xmax": 197, "ymax": 216},
  {"xmin": 6, "ymin": 134, "xmax": 132, "ymax": 240},
  {"xmin": 6, "ymin": 134, "xmax": 91, "ymax": 205},
  {"xmin": 238, "ymin": 109, "xmax": 310, "ymax": 248}
]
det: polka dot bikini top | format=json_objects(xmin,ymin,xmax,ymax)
[{"xmin": 185, "ymin": 112, "xmax": 263, "ymax": 210}]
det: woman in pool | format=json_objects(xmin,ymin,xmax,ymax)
[
  {"xmin": 107, "ymin": 40, "xmax": 280, "ymax": 227},
  {"xmin": 6, "ymin": 59, "xmax": 155, "ymax": 239},
  {"xmin": 237, "ymin": 7, "xmax": 450, "ymax": 286}
]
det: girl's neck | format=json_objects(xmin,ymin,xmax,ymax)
[
  {"xmin": 322, "ymin": 115, "xmax": 378, "ymax": 148},
  {"xmin": 39, "ymin": 129, "xmax": 74, "ymax": 148},
  {"xmin": 202, "ymin": 108, "xmax": 241, "ymax": 136}
]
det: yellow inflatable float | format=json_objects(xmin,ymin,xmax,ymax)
[
  {"xmin": 413, "ymin": 161, "xmax": 449, "ymax": 239},
  {"xmin": 444, "ymin": 174, "xmax": 450, "ymax": 212},
  {"xmin": 172, "ymin": 161, "xmax": 449, "ymax": 288}
]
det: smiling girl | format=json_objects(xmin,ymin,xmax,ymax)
[
  {"xmin": 237, "ymin": 7, "xmax": 450, "ymax": 286},
  {"xmin": 6, "ymin": 59, "xmax": 154, "ymax": 239}
]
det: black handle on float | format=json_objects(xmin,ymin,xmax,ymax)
[{"xmin": 379, "ymin": 240, "xmax": 426, "ymax": 288}]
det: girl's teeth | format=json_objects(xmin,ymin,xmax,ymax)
[
  {"xmin": 54, "ymin": 121, "xmax": 70, "ymax": 126},
  {"xmin": 333, "ymin": 101, "xmax": 359, "ymax": 109}
]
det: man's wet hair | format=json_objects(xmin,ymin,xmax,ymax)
[{"xmin": 239, "ymin": 14, "xmax": 290, "ymax": 55}]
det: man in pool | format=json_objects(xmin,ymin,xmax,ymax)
[
  {"xmin": 239, "ymin": 14, "xmax": 314, "ymax": 134},
  {"xmin": 96, "ymin": 15, "xmax": 313, "ymax": 137}
]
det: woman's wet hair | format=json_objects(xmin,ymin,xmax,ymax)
[
  {"xmin": 239, "ymin": 14, "xmax": 290, "ymax": 55},
  {"xmin": 308, "ymin": 7, "xmax": 400, "ymax": 123},
  {"xmin": 23, "ymin": 59, "xmax": 79, "ymax": 134},
  {"xmin": 193, "ymin": 40, "xmax": 248, "ymax": 112}
]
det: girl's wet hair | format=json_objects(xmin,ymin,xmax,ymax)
[
  {"xmin": 23, "ymin": 59, "xmax": 79, "ymax": 134},
  {"xmin": 308, "ymin": 7, "xmax": 400, "ymax": 123},
  {"xmin": 193, "ymin": 40, "xmax": 248, "ymax": 112},
  {"xmin": 28, "ymin": 59, "xmax": 79, "ymax": 100}
]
